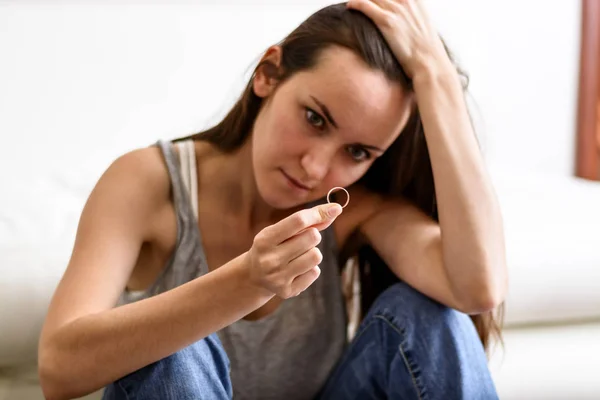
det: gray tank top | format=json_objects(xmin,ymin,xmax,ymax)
[{"xmin": 118, "ymin": 140, "xmax": 348, "ymax": 400}]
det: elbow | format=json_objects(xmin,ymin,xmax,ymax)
[
  {"xmin": 463, "ymin": 292, "xmax": 503, "ymax": 315},
  {"xmin": 457, "ymin": 293, "xmax": 502, "ymax": 315},
  {"xmin": 456, "ymin": 254, "xmax": 509, "ymax": 315},
  {"xmin": 39, "ymin": 379, "xmax": 66, "ymax": 400},
  {"xmin": 39, "ymin": 351, "xmax": 68, "ymax": 400},
  {"xmin": 456, "ymin": 272, "xmax": 508, "ymax": 315},
  {"xmin": 38, "ymin": 344, "xmax": 83, "ymax": 400}
]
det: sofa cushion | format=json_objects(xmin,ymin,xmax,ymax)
[
  {"xmin": 490, "ymin": 168, "xmax": 600, "ymax": 327},
  {"xmin": 0, "ymin": 172, "xmax": 88, "ymax": 366},
  {"xmin": 489, "ymin": 322, "xmax": 600, "ymax": 398},
  {"xmin": 0, "ymin": 364, "xmax": 103, "ymax": 400}
]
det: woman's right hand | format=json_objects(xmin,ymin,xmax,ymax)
[{"xmin": 245, "ymin": 203, "xmax": 343, "ymax": 299}]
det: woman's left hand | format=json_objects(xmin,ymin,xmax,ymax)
[{"xmin": 346, "ymin": 0, "xmax": 454, "ymax": 79}]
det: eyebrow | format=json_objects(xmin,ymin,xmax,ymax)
[
  {"xmin": 361, "ymin": 144, "xmax": 385, "ymax": 153},
  {"xmin": 310, "ymin": 95, "xmax": 339, "ymax": 129},
  {"xmin": 310, "ymin": 95, "xmax": 385, "ymax": 153}
]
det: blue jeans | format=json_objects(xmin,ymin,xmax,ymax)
[{"xmin": 103, "ymin": 282, "xmax": 498, "ymax": 399}]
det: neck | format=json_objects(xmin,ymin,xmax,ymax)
[{"xmin": 197, "ymin": 140, "xmax": 290, "ymax": 232}]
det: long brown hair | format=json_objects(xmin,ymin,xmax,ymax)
[{"xmin": 178, "ymin": 3, "xmax": 504, "ymax": 353}]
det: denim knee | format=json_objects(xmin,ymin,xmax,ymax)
[
  {"xmin": 366, "ymin": 281, "xmax": 479, "ymax": 345},
  {"xmin": 103, "ymin": 333, "xmax": 232, "ymax": 400},
  {"xmin": 319, "ymin": 281, "xmax": 497, "ymax": 400},
  {"xmin": 361, "ymin": 281, "xmax": 497, "ymax": 399}
]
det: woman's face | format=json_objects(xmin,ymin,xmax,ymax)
[{"xmin": 251, "ymin": 46, "xmax": 413, "ymax": 209}]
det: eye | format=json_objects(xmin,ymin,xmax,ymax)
[
  {"xmin": 346, "ymin": 145, "xmax": 371, "ymax": 162},
  {"xmin": 305, "ymin": 108, "xmax": 325, "ymax": 129}
]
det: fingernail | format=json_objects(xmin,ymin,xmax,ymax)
[{"xmin": 326, "ymin": 203, "xmax": 342, "ymax": 218}]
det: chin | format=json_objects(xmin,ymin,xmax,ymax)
[
  {"xmin": 259, "ymin": 185, "xmax": 302, "ymax": 209},
  {"xmin": 256, "ymin": 171, "xmax": 311, "ymax": 210}
]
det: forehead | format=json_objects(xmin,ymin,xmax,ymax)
[{"xmin": 289, "ymin": 46, "xmax": 413, "ymax": 147}]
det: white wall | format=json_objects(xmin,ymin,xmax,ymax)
[
  {"xmin": 0, "ymin": 2, "xmax": 582, "ymax": 165},
  {"xmin": 0, "ymin": 0, "xmax": 583, "ymax": 364},
  {"xmin": 0, "ymin": 0, "xmax": 580, "ymax": 233},
  {"xmin": 0, "ymin": 0, "xmax": 582, "ymax": 244}
]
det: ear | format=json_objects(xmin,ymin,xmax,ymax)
[{"xmin": 253, "ymin": 46, "xmax": 283, "ymax": 98}]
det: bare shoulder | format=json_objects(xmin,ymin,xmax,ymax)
[
  {"xmin": 98, "ymin": 145, "xmax": 173, "ymax": 225},
  {"xmin": 75, "ymin": 143, "xmax": 174, "ymax": 268},
  {"xmin": 40, "ymin": 145, "xmax": 174, "ymax": 337},
  {"xmin": 107, "ymin": 145, "xmax": 171, "ymax": 198}
]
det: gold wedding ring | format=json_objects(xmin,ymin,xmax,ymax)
[{"xmin": 326, "ymin": 187, "xmax": 349, "ymax": 208}]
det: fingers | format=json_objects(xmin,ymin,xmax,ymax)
[
  {"xmin": 289, "ymin": 266, "xmax": 321, "ymax": 297},
  {"xmin": 262, "ymin": 203, "xmax": 342, "ymax": 245},
  {"xmin": 278, "ymin": 227, "xmax": 321, "ymax": 262},
  {"xmin": 348, "ymin": 0, "xmax": 417, "ymax": 31},
  {"xmin": 269, "ymin": 227, "xmax": 323, "ymax": 295},
  {"xmin": 286, "ymin": 246, "xmax": 323, "ymax": 279},
  {"xmin": 347, "ymin": 0, "xmax": 393, "ymax": 26},
  {"xmin": 369, "ymin": 0, "xmax": 401, "ymax": 12},
  {"xmin": 306, "ymin": 210, "xmax": 339, "ymax": 233},
  {"xmin": 349, "ymin": 0, "xmax": 411, "ymax": 12},
  {"xmin": 250, "ymin": 199, "xmax": 344, "ymax": 298}
]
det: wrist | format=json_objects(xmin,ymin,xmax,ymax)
[
  {"xmin": 412, "ymin": 61, "xmax": 462, "ymax": 93},
  {"xmin": 232, "ymin": 252, "xmax": 275, "ymax": 301}
]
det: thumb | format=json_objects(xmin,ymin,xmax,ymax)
[{"xmin": 313, "ymin": 203, "xmax": 343, "ymax": 231}]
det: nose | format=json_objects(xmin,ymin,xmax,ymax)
[{"xmin": 300, "ymin": 146, "xmax": 334, "ymax": 183}]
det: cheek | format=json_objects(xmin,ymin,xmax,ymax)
[
  {"xmin": 265, "ymin": 108, "xmax": 306, "ymax": 153},
  {"xmin": 327, "ymin": 160, "xmax": 372, "ymax": 187}
]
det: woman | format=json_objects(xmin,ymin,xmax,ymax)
[{"xmin": 38, "ymin": 1, "xmax": 507, "ymax": 399}]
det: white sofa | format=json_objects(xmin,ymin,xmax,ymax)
[
  {"xmin": 2, "ymin": 1, "xmax": 599, "ymax": 399},
  {"xmin": 487, "ymin": 169, "xmax": 600, "ymax": 399}
]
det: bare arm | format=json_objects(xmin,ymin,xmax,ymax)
[
  {"xmin": 412, "ymin": 69, "xmax": 507, "ymax": 310},
  {"xmin": 41, "ymin": 253, "xmax": 270, "ymax": 400},
  {"xmin": 360, "ymin": 73, "xmax": 507, "ymax": 315},
  {"xmin": 38, "ymin": 148, "xmax": 273, "ymax": 400},
  {"xmin": 347, "ymin": 0, "xmax": 508, "ymax": 314}
]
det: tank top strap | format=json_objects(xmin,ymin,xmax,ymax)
[
  {"xmin": 155, "ymin": 139, "xmax": 207, "ymax": 276},
  {"xmin": 156, "ymin": 139, "xmax": 195, "ymax": 221}
]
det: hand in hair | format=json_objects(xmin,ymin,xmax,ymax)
[{"xmin": 346, "ymin": 0, "xmax": 454, "ymax": 79}]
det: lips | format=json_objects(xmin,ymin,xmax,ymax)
[{"xmin": 281, "ymin": 169, "xmax": 312, "ymax": 191}]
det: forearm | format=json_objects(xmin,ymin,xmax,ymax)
[
  {"xmin": 39, "ymin": 253, "xmax": 272, "ymax": 400},
  {"xmin": 413, "ymin": 67, "xmax": 507, "ymax": 308}
]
